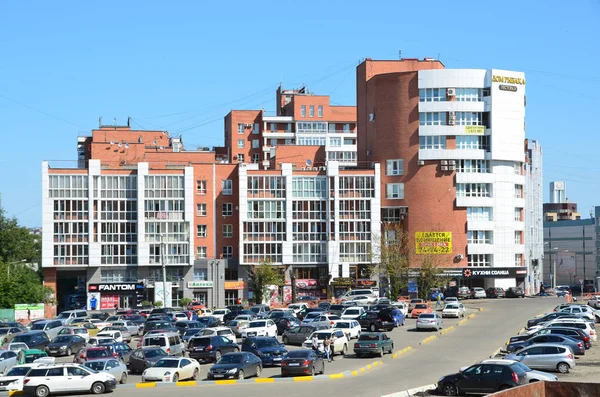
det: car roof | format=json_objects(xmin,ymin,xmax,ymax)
[
  {"xmin": 204, "ymin": 326, "xmax": 231, "ymax": 331},
  {"xmin": 84, "ymin": 358, "xmax": 119, "ymax": 364},
  {"xmin": 521, "ymin": 343, "xmax": 571, "ymax": 348},
  {"xmin": 480, "ymin": 359, "xmax": 517, "ymax": 365},
  {"xmin": 87, "ymin": 347, "xmax": 110, "ymax": 350}
]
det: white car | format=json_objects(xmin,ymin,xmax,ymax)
[
  {"xmin": 558, "ymin": 306, "xmax": 596, "ymax": 321},
  {"xmin": 23, "ymin": 364, "xmax": 117, "ymax": 396},
  {"xmin": 332, "ymin": 320, "xmax": 361, "ymax": 339},
  {"xmin": 173, "ymin": 313, "xmax": 189, "ymax": 321},
  {"xmin": 301, "ymin": 312, "xmax": 325, "ymax": 324},
  {"xmin": 199, "ymin": 327, "xmax": 237, "ymax": 341},
  {"xmin": 142, "ymin": 357, "xmax": 201, "ymax": 382},
  {"xmin": 471, "ymin": 287, "xmax": 486, "ymax": 299},
  {"xmin": 286, "ymin": 303, "xmax": 308, "ymax": 315},
  {"xmin": 2, "ymin": 343, "xmax": 29, "ymax": 353},
  {"xmin": 391, "ymin": 302, "xmax": 408, "ymax": 317},
  {"xmin": 527, "ymin": 318, "xmax": 597, "ymax": 341},
  {"xmin": 242, "ymin": 320, "xmax": 278, "ymax": 338},
  {"xmin": 341, "ymin": 307, "xmax": 365, "ymax": 320},
  {"xmin": 301, "ymin": 329, "xmax": 349, "ymax": 356},
  {"xmin": 87, "ymin": 337, "xmax": 116, "ymax": 347},
  {"xmin": 348, "ymin": 295, "xmax": 374, "ymax": 305},
  {"xmin": 0, "ymin": 363, "xmax": 43, "ymax": 392},
  {"xmin": 111, "ymin": 321, "xmax": 140, "ymax": 336},
  {"xmin": 211, "ymin": 309, "xmax": 231, "ymax": 322},
  {"xmin": 442, "ymin": 303, "xmax": 465, "ymax": 318},
  {"xmin": 587, "ymin": 296, "xmax": 600, "ymax": 309},
  {"xmin": 96, "ymin": 330, "xmax": 123, "ymax": 343},
  {"xmin": 444, "ymin": 297, "xmax": 459, "ymax": 304},
  {"xmin": 0, "ymin": 351, "xmax": 18, "ymax": 376}
]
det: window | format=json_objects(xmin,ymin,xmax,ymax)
[
  {"xmin": 270, "ymin": 123, "xmax": 277, "ymax": 132},
  {"xmin": 329, "ymin": 137, "xmax": 341, "ymax": 147},
  {"xmin": 456, "ymin": 160, "xmax": 490, "ymax": 173},
  {"xmin": 381, "ymin": 207, "xmax": 407, "ymax": 222},
  {"xmin": 101, "ymin": 268, "xmax": 138, "ymax": 282},
  {"xmin": 237, "ymin": 153, "xmax": 245, "ymax": 162},
  {"xmin": 223, "ymin": 246, "xmax": 233, "ymax": 259},
  {"xmin": 223, "ymin": 224, "xmax": 233, "ymax": 238},
  {"xmin": 317, "ymin": 105, "xmax": 323, "ymax": 118},
  {"xmin": 252, "ymin": 153, "xmax": 260, "ymax": 163},
  {"xmin": 386, "ymin": 183, "xmax": 405, "ymax": 199},
  {"xmin": 196, "ymin": 203, "xmax": 207, "ymax": 216},
  {"xmin": 67, "ymin": 367, "xmax": 88, "ymax": 376},
  {"xmin": 455, "ymin": 112, "xmax": 483, "ymax": 126},
  {"xmin": 515, "ymin": 231, "xmax": 522, "ymax": 244},
  {"xmin": 252, "ymin": 123, "xmax": 259, "ymax": 134},
  {"xmin": 222, "ymin": 203, "xmax": 233, "ymax": 217},
  {"xmin": 301, "ymin": 105, "xmax": 306, "ymax": 117},
  {"xmin": 247, "ymin": 201, "xmax": 285, "ymax": 219},
  {"xmin": 419, "ymin": 112, "xmax": 447, "ymax": 126},
  {"xmin": 196, "ymin": 180, "xmax": 207, "ymax": 195},
  {"xmin": 514, "ymin": 208, "xmax": 522, "ymax": 221},
  {"xmin": 419, "ymin": 88, "xmax": 446, "ymax": 102},
  {"xmin": 237, "ymin": 139, "xmax": 245, "ymax": 148},
  {"xmin": 252, "ymin": 139, "xmax": 259, "ymax": 149},
  {"xmin": 309, "ymin": 105, "xmax": 314, "ymax": 117},
  {"xmin": 467, "ymin": 207, "xmax": 492, "ymax": 221},
  {"xmin": 225, "ymin": 290, "xmax": 238, "ymax": 306},
  {"xmin": 515, "ymin": 254, "xmax": 523, "ymax": 266},
  {"xmin": 296, "ymin": 122, "xmax": 328, "ymax": 134},
  {"xmin": 386, "ymin": 160, "xmax": 404, "ymax": 176},
  {"xmin": 292, "ymin": 177, "xmax": 328, "ymax": 198},
  {"xmin": 456, "ymin": 183, "xmax": 491, "ymax": 197},
  {"xmin": 468, "ymin": 231, "xmax": 492, "ymax": 244},
  {"xmin": 514, "ymin": 185, "xmax": 523, "ymax": 198},
  {"xmin": 237, "ymin": 124, "xmax": 245, "ymax": 134},
  {"xmin": 196, "ymin": 247, "xmax": 207, "ymax": 259},
  {"xmin": 197, "ymin": 225, "xmax": 207, "ymax": 238},
  {"xmin": 468, "ymin": 254, "xmax": 492, "ymax": 267},
  {"xmin": 222, "ymin": 180, "xmax": 233, "ymax": 195},
  {"xmin": 285, "ymin": 123, "xmax": 292, "ymax": 132},
  {"xmin": 297, "ymin": 136, "xmax": 326, "ymax": 145},
  {"xmin": 247, "ymin": 176, "xmax": 286, "ymax": 198},
  {"xmin": 419, "ymin": 136, "xmax": 447, "ymax": 149},
  {"xmin": 456, "ymin": 136, "xmax": 490, "ymax": 150},
  {"xmin": 455, "ymin": 88, "xmax": 482, "ymax": 102},
  {"xmin": 194, "ymin": 268, "xmax": 207, "ymax": 281}
]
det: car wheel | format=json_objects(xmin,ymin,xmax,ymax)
[
  {"xmin": 282, "ymin": 336, "xmax": 289, "ymax": 344},
  {"xmin": 91, "ymin": 382, "xmax": 105, "ymax": 395},
  {"xmin": 369, "ymin": 324, "xmax": 376, "ymax": 332},
  {"xmin": 67, "ymin": 347, "xmax": 72, "ymax": 356},
  {"xmin": 120, "ymin": 373, "xmax": 127, "ymax": 384},
  {"xmin": 233, "ymin": 347, "xmax": 239, "ymax": 353},
  {"xmin": 192, "ymin": 368, "xmax": 199, "ymax": 380},
  {"xmin": 215, "ymin": 351, "xmax": 222, "ymax": 362},
  {"xmin": 557, "ymin": 362, "xmax": 570, "ymax": 373},
  {"xmin": 342, "ymin": 344, "xmax": 348, "ymax": 356},
  {"xmin": 35, "ymin": 385, "xmax": 50, "ymax": 397},
  {"xmin": 310, "ymin": 366, "xmax": 315, "ymax": 377},
  {"xmin": 255, "ymin": 365, "xmax": 261, "ymax": 378},
  {"xmin": 379, "ymin": 348, "xmax": 384, "ymax": 357},
  {"xmin": 442, "ymin": 382, "xmax": 459, "ymax": 396},
  {"xmin": 238, "ymin": 370, "xmax": 244, "ymax": 380},
  {"xmin": 172, "ymin": 373, "xmax": 179, "ymax": 382},
  {"xmin": 388, "ymin": 344, "xmax": 394, "ymax": 354}
]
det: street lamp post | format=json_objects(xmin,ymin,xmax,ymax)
[{"xmin": 548, "ymin": 247, "xmax": 558, "ymax": 289}]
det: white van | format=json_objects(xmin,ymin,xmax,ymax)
[
  {"xmin": 142, "ymin": 332, "xmax": 185, "ymax": 356},
  {"xmin": 338, "ymin": 289, "xmax": 376, "ymax": 301},
  {"xmin": 96, "ymin": 330, "xmax": 123, "ymax": 342},
  {"xmin": 56, "ymin": 310, "xmax": 88, "ymax": 325}
]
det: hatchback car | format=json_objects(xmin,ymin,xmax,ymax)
[
  {"xmin": 241, "ymin": 337, "xmax": 287, "ymax": 366},
  {"xmin": 442, "ymin": 303, "xmax": 465, "ymax": 318},
  {"xmin": 23, "ymin": 364, "xmax": 117, "ymax": 396},
  {"xmin": 73, "ymin": 347, "xmax": 113, "ymax": 364},
  {"xmin": 281, "ymin": 349, "xmax": 324, "ymax": 377},
  {"xmin": 11, "ymin": 332, "xmax": 49, "ymax": 351},
  {"xmin": 437, "ymin": 361, "xmax": 527, "ymax": 396},
  {"xmin": 408, "ymin": 299, "xmax": 425, "ymax": 313},
  {"xmin": 506, "ymin": 287, "xmax": 525, "ymax": 298},
  {"xmin": 84, "ymin": 358, "xmax": 128, "ymax": 384},
  {"xmin": 332, "ymin": 320, "xmax": 361, "ymax": 339},
  {"xmin": 411, "ymin": 304, "xmax": 433, "ymax": 319},
  {"xmin": 358, "ymin": 311, "xmax": 395, "ymax": 332},
  {"xmin": 128, "ymin": 346, "xmax": 168, "ymax": 374},
  {"xmin": 504, "ymin": 343, "xmax": 576, "ymax": 373},
  {"xmin": 281, "ymin": 325, "xmax": 318, "ymax": 345},
  {"xmin": 45, "ymin": 335, "xmax": 86, "ymax": 357},
  {"xmin": 486, "ymin": 287, "xmax": 506, "ymax": 298},
  {"xmin": 207, "ymin": 352, "xmax": 262, "ymax": 380},
  {"xmin": 416, "ymin": 313, "xmax": 443, "ymax": 331},
  {"xmin": 458, "ymin": 286, "xmax": 471, "ymax": 300},
  {"xmin": 506, "ymin": 334, "xmax": 585, "ymax": 355},
  {"xmin": 471, "ymin": 287, "xmax": 486, "ymax": 299},
  {"xmin": 353, "ymin": 332, "xmax": 394, "ymax": 358}
]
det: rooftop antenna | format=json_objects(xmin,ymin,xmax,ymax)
[
  {"xmin": 98, "ymin": 117, "xmax": 102, "ymax": 127},
  {"xmin": 399, "ymin": 50, "xmax": 402, "ymax": 60},
  {"xmin": 113, "ymin": 117, "xmax": 117, "ymax": 128}
]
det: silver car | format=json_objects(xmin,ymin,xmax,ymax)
[
  {"xmin": 111, "ymin": 321, "xmax": 140, "ymax": 337},
  {"xmin": 504, "ymin": 343, "xmax": 576, "ymax": 373},
  {"xmin": 83, "ymin": 358, "xmax": 129, "ymax": 384},
  {"xmin": 416, "ymin": 313, "xmax": 443, "ymax": 331}
]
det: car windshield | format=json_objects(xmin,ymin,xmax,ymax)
[
  {"xmin": 57, "ymin": 313, "xmax": 71, "ymax": 319},
  {"xmin": 334, "ymin": 323, "xmax": 349, "ymax": 329},
  {"xmin": 445, "ymin": 305, "xmax": 458, "ymax": 310},
  {"xmin": 187, "ymin": 322, "xmax": 202, "ymax": 329},
  {"xmin": 249, "ymin": 322, "xmax": 266, "ymax": 328},
  {"xmin": 106, "ymin": 316, "xmax": 120, "ymax": 321},
  {"xmin": 87, "ymin": 350, "xmax": 110, "ymax": 358},
  {"xmin": 154, "ymin": 359, "xmax": 179, "ymax": 368},
  {"xmin": 304, "ymin": 313, "xmax": 321, "ymax": 320},
  {"xmin": 250, "ymin": 307, "xmax": 262, "ymax": 314},
  {"xmin": 145, "ymin": 349, "xmax": 167, "ymax": 358},
  {"xmin": 358, "ymin": 334, "xmax": 379, "ymax": 341},
  {"xmin": 6, "ymin": 367, "xmax": 32, "ymax": 376},
  {"xmin": 24, "ymin": 354, "xmax": 46, "ymax": 363},
  {"xmin": 313, "ymin": 332, "xmax": 332, "ymax": 340},
  {"xmin": 217, "ymin": 355, "xmax": 243, "ymax": 364},
  {"xmin": 13, "ymin": 335, "xmax": 32, "ymax": 344},
  {"xmin": 30, "ymin": 323, "xmax": 46, "ymax": 330},
  {"xmin": 214, "ymin": 310, "xmax": 227, "ymax": 315},
  {"xmin": 84, "ymin": 361, "xmax": 106, "ymax": 371},
  {"xmin": 255, "ymin": 339, "xmax": 279, "ymax": 348},
  {"xmin": 53, "ymin": 336, "xmax": 73, "ymax": 343},
  {"xmin": 144, "ymin": 337, "xmax": 167, "ymax": 347},
  {"xmin": 415, "ymin": 304, "xmax": 428, "ymax": 309},
  {"xmin": 0, "ymin": 329, "xmax": 10, "ymax": 335},
  {"xmin": 345, "ymin": 309, "xmax": 360, "ymax": 315}
]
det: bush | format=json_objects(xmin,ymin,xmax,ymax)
[
  {"xmin": 141, "ymin": 300, "xmax": 153, "ymax": 308},
  {"xmin": 180, "ymin": 298, "xmax": 192, "ymax": 307},
  {"xmin": 154, "ymin": 301, "xmax": 163, "ymax": 308}
]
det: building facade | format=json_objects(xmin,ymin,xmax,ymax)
[{"xmin": 524, "ymin": 140, "xmax": 544, "ymax": 294}]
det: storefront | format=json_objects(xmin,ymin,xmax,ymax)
[
  {"xmin": 187, "ymin": 281, "xmax": 212, "ymax": 307},
  {"xmin": 87, "ymin": 283, "xmax": 144, "ymax": 311},
  {"xmin": 224, "ymin": 281, "xmax": 245, "ymax": 306}
]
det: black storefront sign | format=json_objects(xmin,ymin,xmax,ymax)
[
  {"xmin": 331, "ymin": 277, "xmax": 353, "ymax": 287},
  {"xmin": 408, "ymin": 267, "xmax": 527, "ymax": 279},
  {"xmin": 499, "ymin": 84, "xmax": 518, "ymax": 92},
  {"xmin": 88, "ymin": 283, "xmax": 145, "ymax": 293}
]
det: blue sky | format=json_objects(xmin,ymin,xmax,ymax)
[{"xmin": 1, "ymin": 1, "xmax": 599, "ymax": 226}]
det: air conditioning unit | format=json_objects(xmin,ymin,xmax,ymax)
[
  {"xmin": 448, "ymin": 165, "xmax": 456, "ymax": 170},
  {"xmin": 441, "ymin": 165, "xmax": 449, "ymax": 171},
  {"xmin": 441, "ymin": 160, "xmax": 448, "ymax": 165},
  {"xmin": 448, "ymin": 111, "xmax": 456, "ymax": 126},
  {"xmin": 448, "ymin": 160, "xmax": 456, "ymax": 165},
  {"xmin": 369, "ymin": 113, "xmax": 375, "ymax": 122},
  {"xmin": 447, "ymin": 88, "xmax": 456, "ymax": 97},
  {"xmin": 417, "ymin": 160, "xmax": 425, "ymax": 166},
  {"xmin": 245, "ymin": 123, "xmax": 253, "ymax": 128}
]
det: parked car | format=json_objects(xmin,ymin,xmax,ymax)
[
  {"xmin": 274, "ymin": 316, "xmax": 301, "ymax": 335},
  {"xmin": 308, "ymin": 314, "xmax": 341, "ymax": 330},
  {"xmin": 16, "ymin": 349, "xmax": 52, "ymax": 365},
  {"xmin": 527, "ymin": 312, "xmax": 578, "ymax": 328},
  {"xmin": 442, "ymin": 303, "xmax": 465, "ymax": 318},
  {"xmin": 55, "ymin": 310, "xmax": 88, "ymax": 325},
  {"xmin": 242, "ymin": 320, "xmax": 278, "ymax": 338},
  {"xmin": 1, "ymin": 343, "xmax": 29, "ymax": 354},
  {"xmin": 57, "ymin": 326, "xmax": 90, "ymax": 343},
  {"xmin": 510, "ymin": 327, "xmax": 592, "ymax": 349},
  {"xmin": 0, "ymin": 323, "xmax": 27, "ymax": 332},
  {"xmin": 23, "ymin": 363, "xmax": 117, "ymax": 396},
  {"xmin": 111, "ymin": 321, "xmax": 140, "ymax": 337},
  {"xmin": 296, "ymin": 308, "xmax": 323, "ymax": 321},
  {"xmin": 286, "ymin": 303, "xmax": 308, "ymax": 315},
  {"xmin": 353, "ymin": 332, "xmax": 394, "ymax": 358},
  {"xmin": 444, "ymin": 297, "xmax": 459, "ymax": 304},
  {"xmin": 96, "ymin": 329, "xmax": 123, "ymax": 343},
  {"xmin": 341, "ymin": 307, "xmax": 365, "ymax": 320},
  {"xmin": 301, "ymin": 329, "xmax": 349, "ymax": 356},
  {"xmin": 411, "ymin": 303, "xmax": 433, "ymax": 319},
  {"xmin": 530, "ymin": 318, "xmax": 597, "ymax": 342},
  {"xmin": 416, "ymin": 313, "xmax": 443, "ymax": 331},
  {"xmin": 504, "ymin": 343, "xmax": 576, "ymax": 373},
  {"xmin": 103, "ymin": 341, "xmax": 134, "ymax": 363},
  {"xmin": 0, "ymin": 328, "xmax": 23, "ymax": 344},
  {"xmin": 187, "ymin": 335, "xmax": 239, "ymax": 363},
  {"xmin": 0, "ymin": 351, "xmax": 18, "ymax": 375},
  {"xmin": 208, "ymin": 352, "xmax": 262, "ymax": 380},
  {"xmin": 29, "ymin": 320, "xmax": 63, "ymax": 341},
  {"xmin": 197, "ymin": 316, "xmax": 221, "ymax": 328},
  {"xmin": 506, "ymin": 334, "xmax": 585, "ymax": 355},
  {"xmin": 84, "ymin": 358, "xmax": 128, "ymax": 384},
  {"xmin": 391, "ymin": 302, "xmax": 409, "ymax": 317},
  {"xmin": 558, "ymin": 305, "xmax": 598, "ymax": 321},
  {"xmin": 141, "ymin": 332, "xmax": 185, "ymax": 356},
  {"xmin": 0, "ymin": 363, "xmax": 44, "ymax": 392},
  {"xmin": 87, "ymin": 337, "xmax": 116, "ymax": 347},
  {"xmin": 458, "ymin": 286, "xmax": 471, "ymax": 300},
  {"xmin": 128, "ymin": 347, "xmax": 168, "ymax": 374},
  {"xmin": 301, "ymin": 311, "xmax": 325, "ymax": 324},
  {"xmin": 358, "ymin": 311, "xmax": 395, "ymax": 332},
  {"xmin": 587, "ymin": 295, "xmax": 600, "ymax": 309},
  {"xmin": 506, "ymin": 287, "xmax": 525, "ymax": 298},
  {"xmin": 226, "ymin": 320, "xmax": 250, "ymax": 338},
  {"xmin": 437, "ymin": 361, "xmax": 528, "ymax": 396},
  {"xmin": 479, "ymin": 359, "xmax": 559, "ymax": 383},
  {"xmin": 249, "ymin": 305, "xmax": 270, "ymax": 317},
  {"xmin": 141, "ymin": 357, "xmax": 201, "ymax": 382},
  {"xmin": 241, "ymin": 337, "xmax": 287, "ymax": 366},
  {"xmin": 175, "ymin": 320, "xmax": 204, "ymax": 336},
  {"xmin": 73, "ymin": 347, "xmax": 114, "ymax": 364},
  {"xmin": 143, "ymin": 320, "xmax": 175, "ymax": 335},
  {"xmin": 90, "ymin": 313, "xmax": 110, "ymax": 321},
  {"xmin": 332, "ymin": 320, "xmax": 362, "ymax": 340},
  {"xmin": 45, "ymin": 335, "xmax": 86, "ymax": 357},
  {"xmin": 471, "ymin": 287, "xmax": 486, "ymax": 299},
  {"xmin": 281, "ymin": 325, "xmax": 318, "ymax": 346},
  {"xmin": 211, "ymin": 309, "xmax": 231, "ymax": 323},
  {"xmin": 486, "ymin": 287, "xmax": 506, "ymax": 298},
  {"xmin": 386, "ymin": 308, "xmax": 406, "ymax": 327},
  {"xmin": 281, "ymin": 349, "xmax": 324, "ymax": 377},
  {"xmin": 11, "ymin": 332, "xmax": 49, "ymax": 351},
  {"xmin": 199, "ymin": 327, "xmax": 237, "ymax": 341}
]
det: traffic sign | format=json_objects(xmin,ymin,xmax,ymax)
[{"xmin": 579, "ymin": 278, "xmax": 584, "ymax": 284}]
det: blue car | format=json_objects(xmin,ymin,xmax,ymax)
[
  {"xmin": 430, "ymin": 289, "xmax": 445, "ymax": 301},
  {"xmin": 384, "ymin": 308, "xmax": 405, "ymax": 327},
  {"xmin": 240, "ymin": 337, "xmax": 288, "ymax": 366}
]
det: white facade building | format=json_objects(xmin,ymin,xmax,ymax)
[
  {"xmin": 525, "ymin": 140, "xmax": 544, "ymax": 295},
  {"xmin": 550, "ymin": 181, "xmax": 566, "ymax": 204}
]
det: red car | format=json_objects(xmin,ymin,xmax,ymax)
[{"xmin": 73, "ymin": 347, "xmax": 112, "ymax": 364}]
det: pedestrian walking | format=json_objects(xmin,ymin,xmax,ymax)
[
  {"xmin": 435, "ymin": 293, "xmax": 442, "ymax": 310},
  {"xmin": 323, "ymin": 336, "xmax": 331, "ymax": 362},
  {"xmin": 329, "ymin": 334, "xmax": 336, "ymax": 361},
  {"xmin": 27, "ymin": 308, "xmax": 31, "ymax": 321},
  {"xmin": 311, "ymin": 334, "xmax": 319, "ymax": 353}
]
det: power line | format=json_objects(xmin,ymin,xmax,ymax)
[{"xmin": 0, "ymin": 93, "xmax": 85, "ymax": 129}]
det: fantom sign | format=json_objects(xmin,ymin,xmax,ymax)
[{"xmin": 415, "ymin": 232, "xmax": 452, "ymax": 254}]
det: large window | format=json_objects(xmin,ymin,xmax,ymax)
[
  {"xmin": 419, "ymin": 88, "xmax": 446, "ymax": 102},
  {"xmin": 293, "ymin": 242, "xmax": 326, "ymax": 263},
  {"xmin": 456, "ymin": 135, "xmax": 490, "ymax": 150},
  {"xmin": 339, "ymin": 242, "xmax": 370, "ymax": 263},
  {"xmin": 381, "ymin": 207, "xmax": 407, "ymax": 222},
  {"xmin": 292, "ymin": 177, "xmax": 327, "ymax": 198},
  {"xmin": 223, "ymin": 224, "xmax": 233, "ymax": 238},
  {"xmin": 468, "ymin": 254, "xmax": 492, "ymax": 267},
  {"xmin": 244, "ymin": 222, "xmax": 286, "ymax": 242},
  {"xmin": 467, "ymin": 207, "xmax": 493, "ymax": 221},
  {"xmin": 419, "ymin": 112, "xmax": 447, "ymax": 126},
  {"xmin": 386, "ymin": 183, "xmax": 405, "ymax": 199},
  {"xmin": 419, "ymin": 136, "xmax": 446, "ymax": 149},
  {"xmin": 194, "ymin": 268, "xmax": 207, "ymax": 281},
  {"xmin": 455, "ymin": 112, "xmax": 483, "ymax": 126},
  {"xmin": 515, "ymin": 254, "xmax": 523, "ymax": 266},
  {"xmin": 296, "ymin": 122, "xmax": 327, "ymax": 133},
  {"xmin": 386, "ymin": 160, "xmax": 404, "ymax": 176},
  {"xmin": 247, "ymin": 176, "xmax": 285, "ymax": 198},
  {"xmin": 100, "ymin": 269, "xmax": 138, "ymax": 283},
  {"xmin": 515, "ymin": 231, "xmax": 522, "ymax": 244},
  {"xmin": 468, "ymin": 231, "xmax": 492, "ymax": 244},
  {"xmin": 514, "ymin": 208, "xmax": 522, "ymax": 221},
  {"xmin": 222, "ymin": 180, "xmax": 233, "ymax": 195},
  {"xmin": 144, "ymin": 176, "xmax": 184, "ymax": 198},
  {"xmin": 196, "ymin": 203, "xmax": 207, "ymax": 216},
  {"xmin": 297, "ymin": 136, "xmax": 326, "ymax": 146},
  {"xmin": 49, "ymin": 175, "xmax": 89, "ymax": 199},
  {"xmin": 222, "ymin": 203, "xmax": 233, "ymax": 217},
  {"xmin": 456, "ymin": 160, "xmax": 490, "ymax": 173},
  {"xmin": 456, "ymin": 183, "xmax": 491, "ymax": 197},
  {"xmin": 339, "ymin": 200, "xmax": 371, "ymax": 220},
  {"xmin": 455, "ymin": 88, "xmax": 483, "ymax": 102},
  {"xmin": 327, "ymin": 151, "xmax": 356, "ymax": 162},
  {"xmin": 339, "ymin": 176, "xmax": 375, "ymax": 197},
  {"xmin": 247, "ymin": 201, "xmax": 285, "ymax": 219},
  {"xmin": 223, "ymin": 246, "xmax": 233, "ymax": 259},
  {"xmin": 93, "ymin": 176, "xmax": 136, "ymax": 199}
]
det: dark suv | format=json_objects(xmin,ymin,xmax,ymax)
[
  {"xmin": 437, "ymin": 361, "xmax": 527, "ymax": 395},
  {"xmin": 506, "ymin": 287, "xmax": 525, "ymax": 298},
  {"xmin": 241, "ymin": 337, "xmax": 287, "ymax": 366},
  {"xmin": 187, "ymin": 335, "xmax": 238, "ymax": 363},
  {"xmin": 358, "ymin": 311, "xmax": 394, "ymax": 332},
  {"xmin": 12, "ymin": 331, "xmax": 50, "ymax": 350}
]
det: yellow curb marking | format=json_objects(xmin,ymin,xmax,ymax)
[
  {"xmin": 360, "ymin": 367, "xmax": 365, "ymax": 372},
  {"xmin": 293, "ymin": 376, "xmax": 314, "ymax": 382},
  {"xmin": 176, "ymin": 381, "xmax": 197, "ymax": 387},
  {"xmin": 254, "ymin": 378, "xmax": 275, "ymax": 383},
  {"xmin": 215, "ymin": 380, "xmax": 237, "ymax": 385},
  {"xmin": 366, "ymin": 364, "xmax": 372, "ymax": 369},
  {"xmin": 351, "ymin": 370, "xmax": 359, "ymax": 376},
  {"xmin": 135, "ymin": 383, "xmax": 156, "ymax": 388},
  {"xmin": 392, "ymin": 353, "xmax": 397, "ymax": 358},
  {"xmin": 329, "ymin": 373, "xmax": 345, "ymax": 379},
  {"xmin": 373, "ymin": 361, "xmax": 379, "ymax": 367}
]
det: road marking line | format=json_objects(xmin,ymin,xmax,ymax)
[
  {"xmin": 215, "ymin": 380, "xmax": 237, "ymax": 385},
  {"xmin": 293, "ymin": 376, "xmax": 314, "ymax": 382},
  {"xmin": 8, "ymin": 392, "xmax": 24, "ymax": 396},
  {"xmin": 329, "ymin": 373, "xmax": 345, "ymax": 379},
  {"xmin": 135, "ymin": 383, "xmax": 156, "ymax": 388},
  {"xmin": 176, "ymin": 381, "xmax": 197, "ymax": 387},
  {"xmin": 254, "ymin": 378, "xmax": 275, "ymax": 383}
]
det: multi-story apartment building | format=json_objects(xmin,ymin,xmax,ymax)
[
  {"xmin": 356, "ymin": 58, "xmax": 543, "ymax": 290},
  {"xmin": 524, "ymin": 140, "xmax": 544, "ymax": 294}
]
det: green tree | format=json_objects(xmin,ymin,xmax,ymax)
[
  {"xmin": 372, "ymin": 224, "xmax": 410, "ymax": 299},
  {"xmin": 416, "ymin": 255, "xmax": 449, "ymax": 300},
  {"xmin": 0, "ymin": 262, "xmax": 51, "ymax": 308},
  {"xmin": 154, "ymin": 301, "xmax": 163, "ymax": 308},
  {"xmin": 0, "ymin": 208, "xmax": 40, "ymax": 265},
  {"xmin": 248, "ymin": 260, "xmax": 284, "ymax": 305},
  {"xmin": 179, "ymin": 297, "xmax": 192, "ymax": 307}
]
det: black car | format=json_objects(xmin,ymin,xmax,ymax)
[
  {"xmin": 143, "ymin": 320, "xmax": 174, "ymax": 334},
  {"xmin": 175, "ymin": 320, "xmax": 204, "ymax": 335},
  {"xmin": 317, "ymin": 302, "xmax": 331, "ymax": 311},
  {"xmin": 187, "ymin": 335, "xmax": 239, "ymax": 363},
  {"xmin": 207, "ymin": 352, "xmax": 262, "ymax": 380},
  {"xmin": 509, "ymin": 327, "xmax": 591, "ymax": 349},
  {"xmin": 197, "ymin": 316, "xmax": 221, "ymax": 328},
  {"xmin": 182, "ymin": 328, "xmax": 205, "ymax": 345},
  {"xmin": 226, "ymin": 305, "xmax": 245, "ymax": 313},
  {"xmin": 146, "ymin": 315, "xmax": 174, "ymax": 323},
  {"xmin": 124, "ymin": 314, "xmax": 146, "ymax": 327},
  {"xmin": 358, "ymin": 311, "xmax": 394, "ymax": 332},
  {"xmin": 241, "ymin": 337, "xmax": 288, "ymax": 366},
  {"xmin": 506, "ymin": 334, "xmax": 585, "ymax": 355},
  {"xmin": 274, "ymin": 316, "xmax": 301, "ymax": 335},
  {"xmin": 0, "ymin": 322, "xmax": 28, "ymax": 332},
  {"xmin": 103, "ymin": 342, "xmax": 134, "ymax": 363},
  {"xmin": 437, "ymin": 362, "xmax": 527, "ymax": 396},
  {"xmin": 486, "ymin": 288, "xmax": 506, "ymax": 298},
  {"xmin": 505, "ymin": 287, "xmax": 525, "ymax": 298},
  {"xmin": 45, "ymin": 335, "xmax": 86, "ymax": 356},
  {"xmin": 223, "ymin": 310, "xmax": 256, "ymax": 323},
  {"xmin": 128, "ymin": 347, "xmax": 168, "ymax": 373},
  {"xmin": 12, "ymin": 331, "xmax": 50, "ymax": 350},
  {"xmin": 527, "ymin": 312, "xmax": 580, "ymax": 328},
  {"xmin": 281, "ymin": 349, "xmax": 324, "ymax": 377}
]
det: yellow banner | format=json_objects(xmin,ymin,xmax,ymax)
[
  {"xmin": 464, "ymin": 126, "xmax": 485, "ymax": 134},
  {"xmin": 415, "ymin": 232, "xmax": 452, "ymax": 255}
]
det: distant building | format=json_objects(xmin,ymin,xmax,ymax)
[
  {"xmin": 550, "ymin": 181, "xmax": 566, "ymax": 203},
  {"xmin": 544, "ymin": 181, "xmax": 580, "ymax": 221}
]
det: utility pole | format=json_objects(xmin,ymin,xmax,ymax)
[{"xmin": 160, "ymin": 234, "xmax": 167, "ymax": 307}]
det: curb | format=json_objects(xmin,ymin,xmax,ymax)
[
  {"xmin": 489, "ymin": 347, "xmax": 502, "ymax": 358},
  {"xmin": 439, "ymin": 325, "xmax": 455, "ymax": 335},
  {"xmin": 391, "ymin": 345, "xmax": 413, "ymax": 359},
  {"xmin": 420, "ymin": 335, "xmax": 438, "ymax": 345},
  {"xmin": 380, "ymin": 383, "xmax": 437, "ymax": 397}
]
